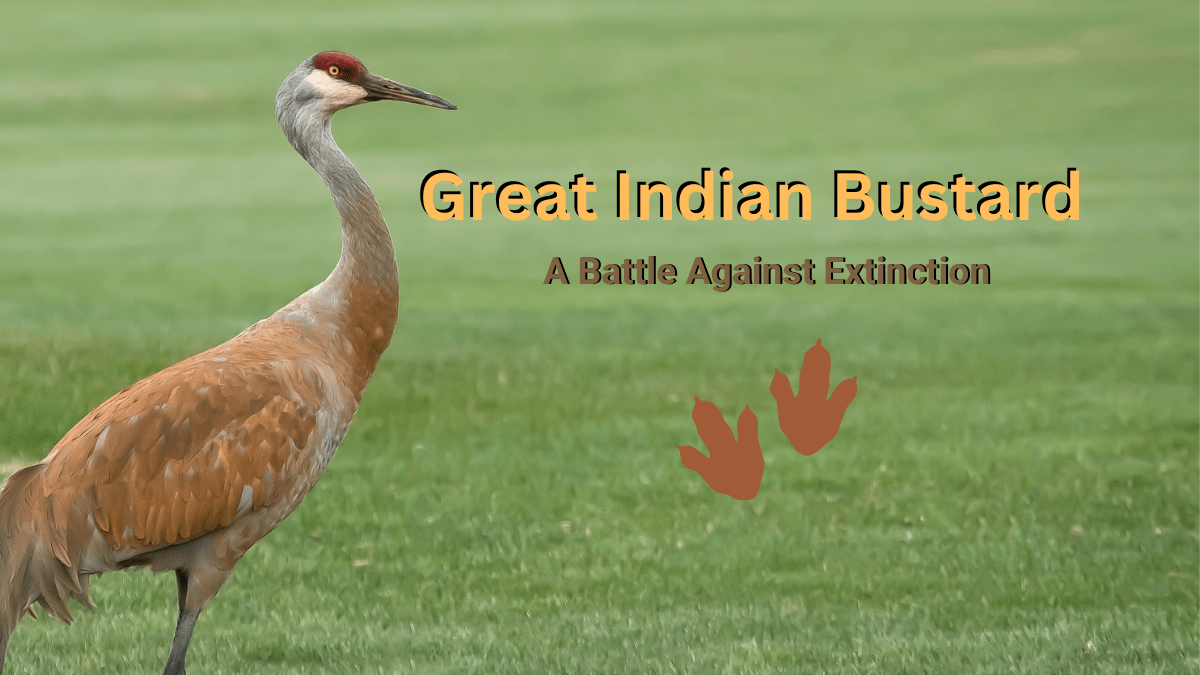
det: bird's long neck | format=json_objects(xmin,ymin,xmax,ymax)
[
  {"xmin": 279, "ymin": 108, "xmax": 399, "ymax": 394},
  {"xmin": 289, "ymin": 114, "xmax": 397, "ymax": 287}
]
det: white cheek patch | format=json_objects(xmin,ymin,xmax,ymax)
[{"xmin": 304, "ymin": 70, "xmax": 368, "ymax": 110}]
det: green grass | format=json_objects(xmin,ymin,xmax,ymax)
[{"xmin": 0, "ymin": 0, "xmax": 1196, "ymax": 672}]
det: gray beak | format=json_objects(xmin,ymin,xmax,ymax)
[{"xmin": 361, "ymin": 73, "xmax": 456, "ymax": 110}]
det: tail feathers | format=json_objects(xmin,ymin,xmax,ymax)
[{"xmin": 0, "ymin": 463, "xmax": 93, "ymax": 667}]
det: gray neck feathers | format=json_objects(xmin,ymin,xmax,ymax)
[{"xmin": 276, "ymin": 62, "xmax": 397, "ymax": 289}]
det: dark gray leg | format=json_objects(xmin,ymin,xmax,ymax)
[
  {"xmin": 175, "ymin": 570, "xmax": 188, "ymax": 613},
  {"xmin": 163, "ymin": 570, "xmax": 199, "ymax": 675},
  {"xmin": 163, "ymin": 610, "xmax": 199, "ymax": 675}
]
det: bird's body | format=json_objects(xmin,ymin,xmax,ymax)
[{"xmin": 0, "ymin": 51, "xmax": 454, "ymax": 674}]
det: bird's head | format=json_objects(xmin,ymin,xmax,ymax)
[{"xmin": 277, "ymin": 51, "xmax": 456, "ymax": 123}]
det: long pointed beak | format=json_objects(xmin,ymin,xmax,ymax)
[{"xmin": 361, "ymin": 73, "xmax": 456, "ymax": 110}]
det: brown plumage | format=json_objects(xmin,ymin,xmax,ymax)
[{"xmin": 0, "ymin": 51, "xmax": 455, "ymax": 674}]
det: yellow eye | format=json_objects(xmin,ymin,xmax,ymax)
[{"xmin": 328, "ymin": 65, "xmax": 340, "ymax": 76}]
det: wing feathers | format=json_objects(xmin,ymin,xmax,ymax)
[{"xmin": 41, "ymin": 356, "xmax": 322, "ymax": 551}]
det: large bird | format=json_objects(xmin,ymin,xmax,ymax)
[{"xmin": 0, "ymin": 51, "xmax": 454, "ymax": 674}]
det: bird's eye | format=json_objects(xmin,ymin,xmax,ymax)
[{"xmin": 328, "ymin": 65, "xmax": 340, "ymax": 77}]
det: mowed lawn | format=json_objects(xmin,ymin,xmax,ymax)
[{"xmin": 0, "ymin": 1, "xmax": 1196, "ymax": 673}]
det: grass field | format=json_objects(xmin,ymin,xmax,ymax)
[{"xmin": 0, "ymin": 0, "xmax": 1196, "ymax": 672}]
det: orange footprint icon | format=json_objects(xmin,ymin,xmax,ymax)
[
  {"xmin": 770, "ymin": 339, "xmax": 857, "ymax": 456},
  {"xmin": 677, "ymin": 397, "xmax": 763, "ymax": 500}
]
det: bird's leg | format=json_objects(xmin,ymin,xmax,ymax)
[
  {"xmin": 175, "ymin": 569, "xmax": 188, "ymax": 613},
  {"xmin": 163, "ymin": 609, "xmax": 200, "ymax": 675},
  {"xmin": 163, "ymin": 570, "xmax": 200, "ymax": 675}
]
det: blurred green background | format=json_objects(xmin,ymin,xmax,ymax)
[{"xmin": 0, "ymin": 0, "xmax": 1196, "ymax": 672}]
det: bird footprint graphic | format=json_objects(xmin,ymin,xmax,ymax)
[
  {"xmin": 678, "ymin": 339, "xmax": 857, "ymax": 499},
  {"xmin": 677, "ymin": 397, "xmax": 764, "ymax": 501},
  {"xmin": 770, "ymin": 339, "xmax": 857, "ymax": 456}
]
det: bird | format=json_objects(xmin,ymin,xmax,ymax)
[{"xmin": 0, "ymin": 51, "xmax": 455, "ymax": 674}]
